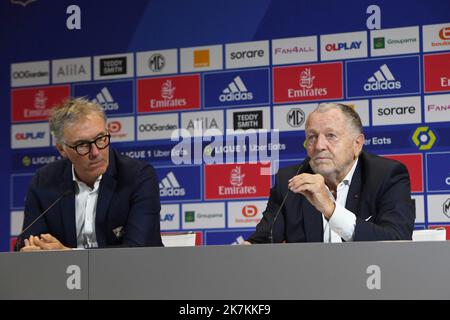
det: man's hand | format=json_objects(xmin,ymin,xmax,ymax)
[
  {"xmin": 288, "ymin": 173, "xmax": 336, "ymax": 219},
  {"xmin": 20, "ymin": 235, "xmax": 42, "ymax": 252},
  {"xmin": 21, "ymin": 234, "xmax": 71, "ymax": 251}
]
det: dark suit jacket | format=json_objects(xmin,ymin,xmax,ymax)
[
  {"xmin": 20, "ymin": 148, "xmax": 163, "ymax": 248},
  {"xmin": 247, "ymin": 151, "xmax": 415, "ymax": 243}
]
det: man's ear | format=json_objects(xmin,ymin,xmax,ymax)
[
  {"xmin": 354, "ymin": 134, "xmax": 365, "ymax": 158},
  {"xmin": 56, "ymin": 143, "xmax": 68, "ymax": 158}
]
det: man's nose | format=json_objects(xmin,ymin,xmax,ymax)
[
  {"xmin": 89, "ymin": 143, "xmax": 100, "ymax": 158},
  {"xmin": 314, "ymin": 134, "xmax": 328, "ymax": 150}
]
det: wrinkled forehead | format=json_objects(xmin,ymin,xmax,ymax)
[
  {"xmin": 63, "ymin": 113, "xmax": 107, "ymax": 140},
  {"xmin": 305, "ymin": 109, "xmax": 347, "ymax": 132}
]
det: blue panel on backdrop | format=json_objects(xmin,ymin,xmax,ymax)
[
  {"xmin": 204, "ymin": 69, "xmax": 270, "ymax": 109},
  {"xmin": 11, "ymin": 174, "xmax": 33, "ymax": 209},
  {"xmin": 73, "ymin": 81, "xmax": 134, "ymax": 116},
  {"xmin": 155, "ymin": 165, "xmax": 202, "ymax": 203},
  {"xmin": 346, "ymin": 56, "xmax": 421, "ymax": 99},
  {"xmin": 426, "ymin": 153, "xmax": 450, "ymax": 192},
  {"xmin": 205, "ymin": 230, "xmax": 255, "ymax": 245}
]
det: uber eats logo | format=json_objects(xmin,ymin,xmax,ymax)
[{"xmin": 412, "ymin": 126, "xmax": 436, "ymax": 150}]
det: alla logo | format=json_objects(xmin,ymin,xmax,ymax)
[{"xmin": 412, "ymin": 126, "xmax": 436, "ymax": 150}]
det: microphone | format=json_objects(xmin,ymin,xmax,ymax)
[
  {"xmin": 268, "ymin": 157, "xmax": 309, "ymax": 244},
  {"xmin": 15, "ymin": 190, "xmax": 72, "ymax": 252}
]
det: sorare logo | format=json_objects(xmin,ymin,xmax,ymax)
[
  {"xmin": 203, "ymin": 69, "xmax": 270, "ymax": 108},
  {"xmin": 346, "ymin": 56, "xmax": 420, "ymax": 98}
]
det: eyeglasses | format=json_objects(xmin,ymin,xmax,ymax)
[{"xmin": 64, "ymin": 134, "xmax": 111, "ymax": 156}]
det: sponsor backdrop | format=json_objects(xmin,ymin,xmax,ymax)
[{"xmin": 1, "ymin": 0, "xmax": 450, "ymax": 251}]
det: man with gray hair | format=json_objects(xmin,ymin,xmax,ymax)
[
  {"xmin": 18, "ymin": 97, "xmax": 163, "ymax": 251},
  {"xmin": 247, "ymin": 102, "xmax": 415, "ymax": 243}
]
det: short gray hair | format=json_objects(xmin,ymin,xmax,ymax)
[
  {"xmin": 311, "ymin": 102, "xmax": 363, "ymax": 135},
  {"xmin": 49, "ymin": 97, "xmax": 106, "ymax": 144}
]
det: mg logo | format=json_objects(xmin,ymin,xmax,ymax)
[
  {"xmin": 287, "ymin": 108, "xmax": 305, "ymax": 127},
  {"xmin": 444, "ymin": 199, "xmax": 450, "ymax": 218},
  {"xmin": 412, "ymin": 126, "xmax": 436, "ymax": 150},
  {"xmin": 149, "ymin": 54, "xmax": 165, "ymax": 72}
]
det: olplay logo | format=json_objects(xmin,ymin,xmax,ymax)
[
  {"xmin": 424, "ymin": 93, "xmax": 450, "ymax": 123},
  {"xmin": 226, "ymin": 106, "xmax": 270, "ymax": 132},
  {"xmin": 272, "ymin": 36, "xmax": 318, "ymax": 65},
  {"xmin": 273, "ymin": 103, "xmax": 317, "ymax": 132},
  {"xmin": 106, "ymin": 117, "xmax": 135, "ymax": 142},
  {"xmin": 372, "ymin": 96, "xmax": 421, "ymax": 126},
  {"xmin": 180, "ymin": 45, "xmax": 222, "ymax": 73},
  {"xmin": 73, "ymin": 80, "xmax": 134, "ymax": 115},
  {"xmin": 160, "ymin": 204, "xmax": 180, "ymax": 230},
  {"xmin": 11, "ymin": 85, "xmax": 70, "ymax": 122},
  {"xmin": 11, "ymin": 123, "xmax": 50, "ymax": 149},
  {"xmin": 320, "ymin": 31, "xmax": 368, "ymax": 61},
  {"xmin": 137, "ymin": 113, "xmax": 179, "ymax": 141},
  {"xmin": 273, "ymin": 62, "xmax": 343, "ymax": 103},
  {"xmin": 137, "ymin": 49, "xmax": 178, "ymax": 76},
  {"xmin": 181, "ymin": 202, "xmax": 225, "ymax": 229},
  {"xmin": 227, "ymin": 201, "xmax": 266, "ymax": 228},
  {"xmin": 11, "ymin": 60, "xmax": 49, "ymax": 87},
  {"xmin": 137, "ymin": 75, "xmax": 200, "ymax": 113},
  {"xmin": 204, "ymin": 163, "xmax": 271, "ymax": 200},
  {"xmin": 370, "ymin": 26, "xmax": 419, "ymax": 57},
  {"xmin": 204, "ymin": 69, "xmax": 269, "ymax": 108},
  {"xmin": 226, "ymin": 40, "xmax": 269, "ymax": 69},
  {"xmin": 346, "ymin": 56, "xmax": 420, "ymax": 98},
  {"xmin": 424, "ymin": 53, "xmax": 450, "ymax": 93},
  {"xmin": 422, "ymin": 23, "xmax": 450, "ymax": 53},
  {"xmin": 181, "ymin": 110, "xmax": 224, "ymax": 136},
  {"xmin": 426, "ymin": 152, "xmax": 450, "ymax": 192},
  {"xmin": 156, "ymin": 165, "xmax": 202, "ymax": 202},
  {"xmin": 94, "ymin": 53, "xmax": 134, "ymax": 80},
  {"xmin": 52, "ymin": 57, "xmax": 91, "ymax": 84}
]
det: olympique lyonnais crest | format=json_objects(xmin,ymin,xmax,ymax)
[{"xmin": 11, "ymin": 0, "xmax": 37, "ymax": 6}]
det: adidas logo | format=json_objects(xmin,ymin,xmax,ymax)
[
  {"xmin": 219, "ymin": 76, "xmax": 253, "ymax": 102},
  {"xmin": 159, "ymin": 171, "xmax": 186, "ymax": 197},
  {"xmin": 363, "ymin": 64, "xmax": 401, "ymax": 91},
  {"xmin": 93, "ymin": 87, "xmax": 119, "ymax": 111}
]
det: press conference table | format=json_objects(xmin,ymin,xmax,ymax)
[{"xmin": 1, "ymin": 241, "xmax": 449, "ymax": 299}]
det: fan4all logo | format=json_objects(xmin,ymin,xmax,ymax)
[{"xmin": 412, "ymin": 126, "xmax": 436, "ymax": 150}]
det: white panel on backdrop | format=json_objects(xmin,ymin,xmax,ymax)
[
  {"xmin": 427, "ymin": 194, "xmax": 450, "ymax": 223},
  {"xmin": 137, "ymin": 49, "xmax": 178, "ymax": 76},
  {"xmin": 331, "ymin": 100, "xmax": 370, "ymax": 127},
  {"xmin": 320, "ymin": 31, "xmax": 368, "ymax": 61},
  {"xmin": 181, "ymin": 110, "xmax": 224, "ymax": 137},
  {"xmin": 273, "ymin": 103, "xmax": 317, "ymax": 132},
  {"xmin": 180, "ymin": 45, "xmax": 223, "ymax": 73},
  {"xmin": 227, "ymin": 200, "xmax": 265, "ymax": 228},
  {"xmin": 412, "ymin": 195, "xmax": 425, "ymax": 224},
  {"xmin": 11, "ymin": 60, "xmax": 50, "ymax": 87},
  {"xmin": 370, "ymin": 26, "xmax": 420, "ymax": 57},
  {"xmin": 137, "ymin": 113, "xmax": 179, "ymax": 141},
  {"xmin": 423, "ymin": 23, "xmax": 450, "ymax": 53},
  {"xmin": 181, "ymin": 202, "xmax": 225, "ymax": 229},
  {"xmin": 11, "ymin": 122, "xmax": 50, "ymax": 149},
  {"xmin": 160, "ymin": 204, "xmax": 180, "ymax": 230},
  {"xmin": 424, "ymin": 93, "xmax": 450, "ymax": 123},
  {"xmin": 10, "ymin": 211, "xmax": 24, "ymax": 236},
  {"xmin": 371, "ymin": 96, "xmax": 421, "ymax": 126},
  {"xmin": 52, "ymin": 57, "xmax": 91, "ymax": 84},
  {"xmin": 94, "ymin": 53, "xmax": 134, "ymax": 80},
  {"xmin": 107, "ymin": 116, "xmax": 135, "ymax": 142},
  {"xmin": 226, "ymin": 40, "xmax": 269, "ymax": 69},
  {"xmin": 272, "ymin": 36, "xmax": 318, "ymax": 65}
]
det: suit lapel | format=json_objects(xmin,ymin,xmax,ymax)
[
  {"xmin": 345, "ymin": 159, "xmax": 362, "ymax": 217},
  {"xmin": 60, "ymin": 162, "xmax": 77, "ymax": 248},
  {"xmin": 95, "ymin": 151, "xmax": 117, "ymax": 247}
]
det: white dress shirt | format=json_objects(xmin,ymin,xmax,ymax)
[
  {"xmin": 72, "ymin": 165, "xmax": 101, "ymax": 249},
  {"xmin": 322, "ymin": 159, "xmax": 358, "ymax": 243}
]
